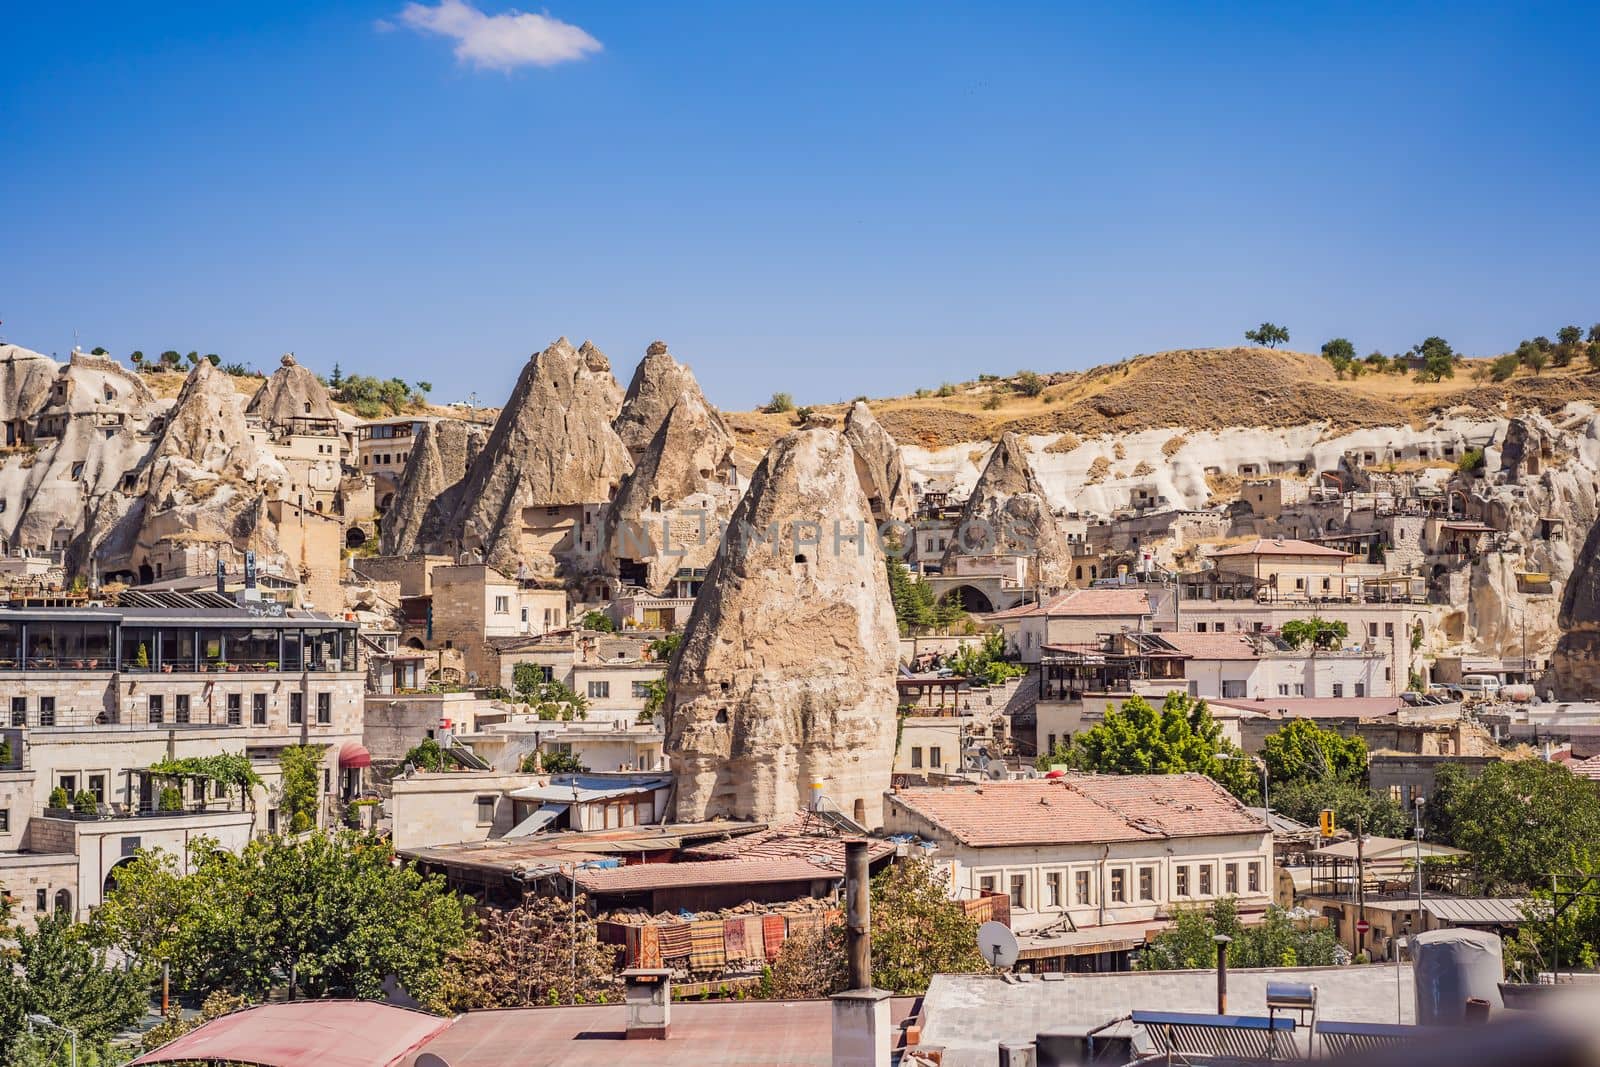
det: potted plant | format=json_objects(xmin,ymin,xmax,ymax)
[
  {"xmin": 73, "ymin": 790, "xmax": 99, "ymax": 818},
  {"xmin": 46, "ymin": 786, "xmax": 70, "ymax": 812},
  {"xmin": 135, "ymin": 643, "xmax": 150, "ymax": 670},
  {"xmin": 157, "ymin": 786, "xmax": 184, "ymax": 812}
]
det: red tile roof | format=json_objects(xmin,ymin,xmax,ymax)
[
  {"xmin": 1156, "ymin": 631, "xmax": 1262, "ymax": 661},
  {"xmin": 1208, "ymin": 538, "xmax": 1352, "ymax": 559},
  {"xmin": 1570, "ymin": 754, "xmax": 1600, "ymax": 781},
  {"xmin": 685, "ymin": 812, "xmax": 898, "ymax": 864},
  {"xmin": 131, "ymin": 1001, "xmax": 449, "ymax": 1067},
  {"xmin": 888, "ymin": 773, "xmax": 1265, "ymax": 848},
  {"xmin": 989, "ymin": 587, "xmax": 1152, "ymax": 620}
]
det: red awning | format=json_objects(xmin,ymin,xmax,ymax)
[{"xmin": 338, "ymin": 742, "xmax": 372, "ymax": 769}]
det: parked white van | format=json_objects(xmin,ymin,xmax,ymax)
[{"xmin": 1458, "ymin": 674, "xmax": 1503, "ymax": 698}]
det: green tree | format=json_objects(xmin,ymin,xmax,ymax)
[
  {"xmin": 1457, "ymin": 447, "xmax": 1486, "ymax": 474},
  {"xmin": 1272, "ymin": 776, "xmax": 1409, "ymax": 837},
  {"xmin": 1490, "ymin": 352, "xmax": 1520, "ymax": 381},
  {"xmin": 430, "ymin": 893, "xmax": 616, "ymax": 1011},
  {"xmin": 511, "ymin": 667, "xmax": 589, "ymax": 721},
  {"xmin": 1279, "ymin": 616, "xmax": 1349, "ymax": 651},
  {"xmin": 638, "ymin": 676, "xmax": 666, "ymax": 723},
  {"xmin": 1413, "ymin": 336, "xmax": 1456, "ymax": 381},
  {"xmin": 94, "ymin": 832, "xmax": 471, "ymax": 1005},
  {"xmin": 1061, "ymin": 692, "xmax": 1261, "ymax": 803},
  {"xmin": 159, "ymin": 350, "xmax": 182, "ymax": 369},
  {"xmin": 1013, "ymin": 370, "xmax": 1045, "ymax": 397},
  {"xmin": 1320, "ymin": 338, "xmax": 1356, "ymax": 378},
  {"xmin": 764, "ymin": 392, "xmax": 795, "ymax": 414},
  {"xmin": 766, "ymin": 855, "xmax": 986, "ymax": 997},
  {"xmin": 278, "ymin": 744, "xmax": 325, "ymax": 831},
  {"xmin": 1425, "ymin": 760, "xmax": 1600, "ymax": 892},
  {"xmin": 647, "ymin": 632, "xmax": 682, "ymax": 662},
  {"xmin": 1262, "ymin": 719, "xmax": 1368, "ymax": 788},
  {"xmin": 1244, "ymin": 323, "xmax": 1290, "ymax": 348},
  {"xmin": 1588, "ymin": 340, "xmax": 1600, "ymax": 371},
  {"xmin": 89, "ymin": 346, "xmax": 108, "ymax": 355},
  {"xmin": 885, "ymin": 549, "xmax": 936, "ymax": 633},
  {"xmin": 1363, "ymin": 351, "xmax": 1390, "ymax": 374},
  {"xmin": 947, "ymin": 630, "xmax": 1025, "ymax": 686},
  {"xmin": 1556, "ymin": 325, "xmax": 1583, "ymax": 365},
  {"xmin": 579, "ymin": 610, "xmax": 616, "ymax": 632},
  {"xmin": 525, "ymin": 750, "xmax": 586, "ymax": 774},
  {"xmin": 129, "ymin": 350, "xmax": 145, "ymax": 366},
  {"xmin": 0, "ymin": 909, "xmax": 150, "ymax": 1065},
  {"xmin": 403, "ymin": 737, "xmax": 446, "ymax": 772},
  {"xmin": 1138, "ymin": 898, "xmax": 1338, "ymax": 970}
]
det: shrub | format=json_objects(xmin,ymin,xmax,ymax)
[
  {"xmin": 982, "ymin": 393, "xmax": 1002, "ymax": 410},
  {"xmin": 580, "ymin": 610, "xmax": 616, "ymax": 633},
  {"xmin": 935, "ymin": 382, "xmax": 957, "ymax": 397},
  {"xmin": 48, "ymin": 786, "xmax": 70, "ymax": 810},
  {"xmin": 794, "ymin": 406, "xmax": 815, "ymax": 422},
  {"xmin": 74, "ymin": 789, "xmax": 100, "ymax": 816},
  {"xmin": 1458, "ymin": 447, "xmax": 1486, "ymax": 474},
  {"xmin": 764, "ymin": 392, "xmax": 795, "ymax": 414},
  {"xmin": 158, "ymin": 786, "xmax": 184, "ymax": 811},
  {"xmin": 1013, "ymin": 370, "xmax": 1044, "ymax": 397},
  {"xmin": 1490, "ymin": 353, "xmax": 1520, "ymax": 381}
]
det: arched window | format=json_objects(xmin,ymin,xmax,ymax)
[{"xmin": 53, "ymin": 888, "xmax": 71, "ymax": 914}]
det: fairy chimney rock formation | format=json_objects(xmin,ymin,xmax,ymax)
[
  {"xmin": 941, "ymin": 431, "xmax": 1071, "ymax": 590},
  {"xmin": 613, "ymin": 341, "xmax": 725, "ymax": 461},
  {"xmin": 605, "ymin": 388, "xmax": 739, "ymax": 594},
  {"xmin": 380, "ymin": 418, "xmax": 487, "ymax": 556},
  {"xmin": 664, "ymin": 427, "xmax": 899, "ymax": 827},
  {"xmin": 246, "ymin": 354, "xmax": 339, "ymax": 430},
  {"xmin": 441, "ymin": 337, "xmax": 631, "ymax": 577},
  {"xmin": 843, "ymin": 401, "xmax": 912, "ymax": 524}
]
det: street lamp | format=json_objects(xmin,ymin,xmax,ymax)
[{"xmin": 27, "ymin": 1013, "xmax": 77, "ymax": 1067}]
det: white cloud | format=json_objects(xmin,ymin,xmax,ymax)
[{"xmin": 394, "ymin": 0, "xmax": 602, "ymax": 72}]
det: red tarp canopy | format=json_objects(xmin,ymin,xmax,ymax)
[{"xmin": 339, "ymin": 742, "xmax": 373, "ymax": 769}]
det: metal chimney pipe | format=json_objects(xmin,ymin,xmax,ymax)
[
  {"xmin": 1214, "ymin": 934, "xmax": 1233, "ymax": 1015},
  {"xmin": 845, "ymin": 839, "xmax": 871, "ymax": 990}
]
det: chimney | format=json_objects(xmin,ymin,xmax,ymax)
[
  {"xmin": 833, "ymin": 839, "xmax": 891, "ymax": 1067},
  {"xmin": 621, "ymin": 968, "xmax": 670, "ymax": 1039},
  {"xmin": 1214, "ymin": 934, "xmax": 1232, "ymax": 1014}
]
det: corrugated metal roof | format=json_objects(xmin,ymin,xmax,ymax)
[
  {"xmin": 130, "ymin": 1000, "xmax": 449, "ymax": 1067},
  {"xmin": 1421, "ymin": 897, "xmax": 1530, "ymax": 925}
]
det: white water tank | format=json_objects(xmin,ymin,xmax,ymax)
[{"xmin": 1412, "ymin": 928, "xmax": 1504, "ymax": 1023}]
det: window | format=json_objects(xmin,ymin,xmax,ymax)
[
  {"xmin": 1277, "ymin": 684, "xmax": 1289, "ymax": 696},
  {"xmin": 1009, "ymin": 874, "xmax": 1028, "ymax": 909},
  {"xmin": 148, "ymin": 695, "xmax": 164, "ymax": 724},
  {"xmin": 493, "ymin": 595, "xmax": 510, "ymax": 614},
  {"xmin": 1332, "ymin": 683, "xmax": 1344, "ymax": 698},
  {"xmin": 1199, "ymin": 865, "xmax": 1214, "ymax": 896},
  {"xmin": 1293, "ymin": 683, "xmax": 1305, "ymax": 696},
  {"xmin": 910, "ymin": 747, "xmax": 923, "ymax": 769},
  {"xmin": 88, "ymin": 774, "xmax": 105, "ymax": 804},
  {"xmin": 253, "ymin": 692, "xmax": 267, "ymax": 726},
  {"xmin": 39, "ymin": 696, "xmax": 55, "ymax": 727},
  {"xmin": 1075, "ymin": 870, "xmax": 1091, "ymax": 905},
  {"xmin": 1225, "ymin": 863, "xmax": 1239, "ymax": 895},
  {"xmin": 1222, "ymin": 679, "xmax": 1247, "ymax": 698},
  {"xmin": 58, "ymin": 774, "xmax": 77, "ymax": 797},
  {"xmin": 476, "ymin": 795, "xmax": 495, "ymax": 826},
  {"xmin": 0, "ymin": 809, "xmax": 8, "ymax": 832},
  {"xmin": 1110, "ymin": 868, "xmax": 1127, "ymax": 903},
  {"xmin": 1046, "ymin": 733, "xmax": 1057, "ymax": 753},
  {"xmin": 978, "ymin": 875, "xmax": 997, "ymax": 895},
  {"xmin": 36, "ymin": 889, "xmax": 46, "ymax": 913},
  {"xmin": 10, "ymin": 697, "xmax": 24, "ymax": 726},
  {"xmin": 316, "ymin": 692, "xmax": 331, "ymax": 724},
  {"xmin": 632, "ymin": 680, "xmax": 652, "ymax": 699},
  {"xmin": 267, "ymin": 808, "xmax": 279, "ymax": 834},
  {"xmin": 929, "ymin": 746, "xmax": 942, "ymax": 769},
  {"xmin": 1369, "ymin": 621, "xmax": 1379, "ymax": 637},
  {"xmin": 1176, "ymin": 865, "xmax": 1191, "ymax": 897},
  {"xmin": 175, "ymin": 694, "xmax": 190, "ymax": 724},
  {"xmin": 1139, "ymin": 866, "xmax": 1155, "ymax": 901},
  {"xmin": 227, "ymin": 693, "xmax": 242, "ymax": 725},
  {"xmin": 1248, "ymin": 862, "xmax": 1262, "ymax": 893},
  {"xmin": 1294, "ymin": 577, "xmax": 1305, "ymax": 590},
  {"xmin": 587, "ymin": 680, "xmax": 610, "ymax": 700},
  {"xmin": 1355, "ymin": 682, "xmax": 1366, "ymax": 697},
  {"xmin": 290, "ymin": 693, "xmax": 304, "ymax": 725},
  {"xmin": 1045, "ymin": 872, "xmax": 1062, "ymax": 908}
]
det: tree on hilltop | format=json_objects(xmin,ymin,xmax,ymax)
[
  {"xmin": 1320, "ymin": 338, "xmax": 1356, "ymax": 378},
  {"xmin": 1245, "ymin": 323, "xmax": 1290, "ymax": 349},
  {"xmin": 1412, "ymin": 336, "xmax": 1456, "ymax": 382}
]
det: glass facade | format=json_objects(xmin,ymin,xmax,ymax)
[{"xmin": 0, "ymin": 615, "xmax": 358, "ymax": 675}]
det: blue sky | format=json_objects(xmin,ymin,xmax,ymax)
[{"xmin": 4, "ymin": 2, "xmax": 1598, "ymax": 409}]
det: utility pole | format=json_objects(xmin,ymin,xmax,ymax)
[{"xmin": 1355, "ymin": 814, "xmax": 1366, "ymax": 958}]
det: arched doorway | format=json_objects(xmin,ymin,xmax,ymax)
[
  {"xmin": 104, "ymin": 857, "xmax": 138, "ymax": 898},
  {"xmin": 345, "ymin": 527, "xmax": 368, "ymax": 550},
  {"xmin": 939, "ymin": 585, "xmax": 995, "ymax": 614},
  {"xmin": 53, "ymin": 888, "xmax": 72, "ymax": 914}
]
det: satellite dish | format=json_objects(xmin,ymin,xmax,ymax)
[
  {"xmin": 985, "ymin": 763, "xmax": 1008, "ymax": 780},
  {"xmin": 977, "ymin": 920, "xmax": 1019, "ymax": 970},
  {"xmin": 416, "ymin": 1056, "xmax": 452, "ymax": 1067}
]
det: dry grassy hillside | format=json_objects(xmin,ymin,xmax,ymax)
[{"xmin": 726, "ymin": 346, "xmax": 1600, "ymax": 452}]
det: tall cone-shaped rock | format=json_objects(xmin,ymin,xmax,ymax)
[
  {"xmin": 843, "ymin": 401, "xmax": 912, "ymax": 524},
  {"xmin": 614, "ymin": 340, "xmax": 726, "ymax": 462},
  {"xmin": 82, "ymin": 358, "xmax": 285, "ymax": 578},
  {"xmin": 605, "ymin": 389, "xmax": 740, "ymax": 594},
  {"xmin": 1551, "ymin": 514, "xmax": 1600, "ymax": 698},
  {"xmin": 246, "ymin": 354, "xmax": 339, "ymax": 430},
  {"xmin": 664, "ymin": 427, "xmax": 899, "ymax": 826},
  {"xmin": 442, "ymin": 338, "xmax": 631, "ymax": 576},
  {"xmin": 381, "ymin": 418, "xmax": 487, "ymax": 556},
  {"xmin": 941, "ymin": 431, "xmax": 1070, "ymax": 591}
]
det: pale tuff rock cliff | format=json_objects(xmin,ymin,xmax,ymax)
[
  {"xmin": 246, "ymin": 354, "xmax": 340, "ymax": 430},
  {"xmin": 605, "ymin": 388, "xmax": 739, "ymax": 594},
  {"xmin": 940, "ymin": 431, "xmax": 1072, "ymax": 589},
  {"xmin": 379, "ymin": 418, "xmax": 486, "ymax": 556},
  {"xmin": 80, "ymin": 359, "xmax": 286, "ymax": 581},
  {"xmin": 664, "ymin": 427, "xmax": 900, "ymax": 827},
  {"xmin": 440, "ymin": 338, "xmax": 632, "ymax": 576},
  {"xmin": 843, "ymin": 401, "xmax": 912, "ymax": 524},
  {"xmin": 613, "ymin": 341, "xmax": 723, "ymax": 462},
  {"xmin": 1553, "ymin": 512, "xmax": 1600, "ymax": 698},
  {"xmin": 1, "ymin": 349, "xmax": 155, "ymax": 556}
]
